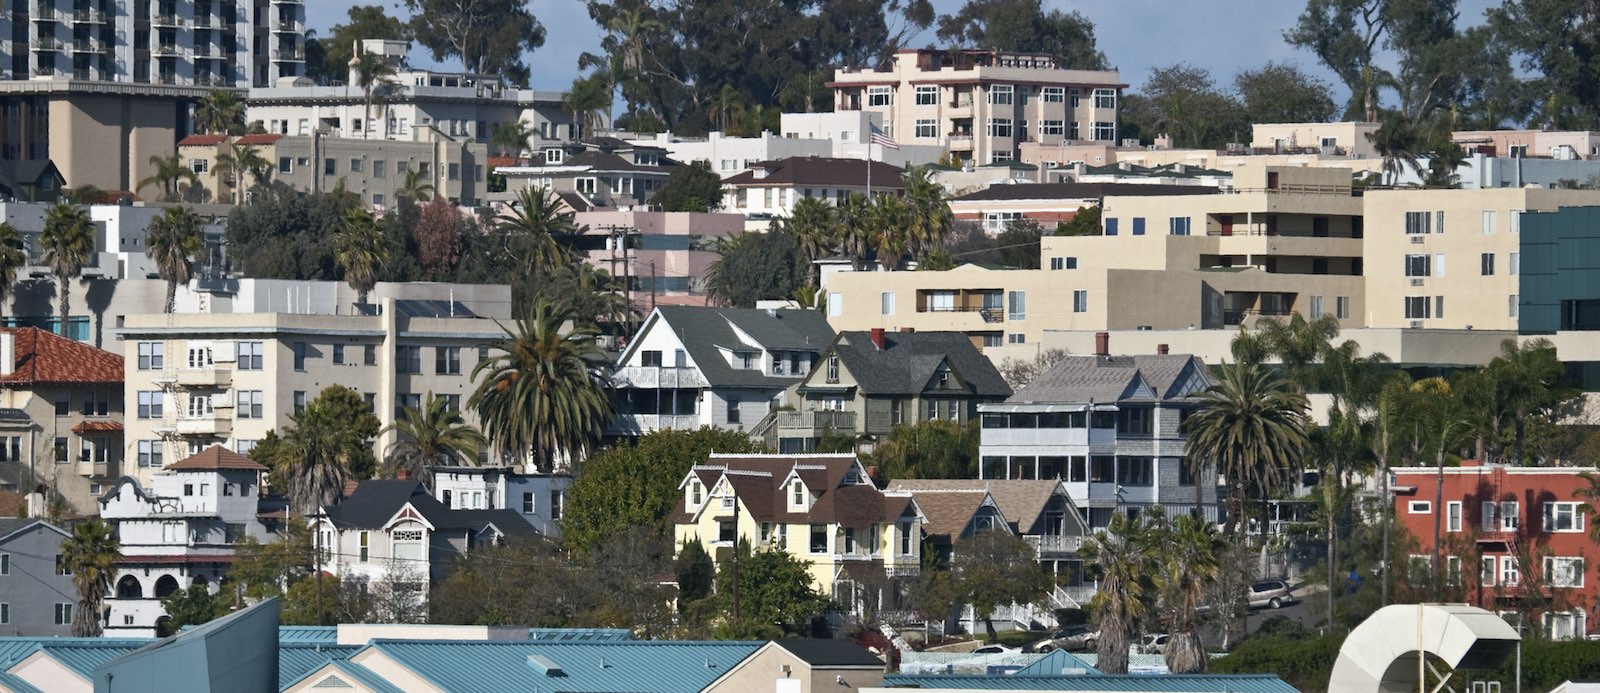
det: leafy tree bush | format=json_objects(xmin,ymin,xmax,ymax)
[
  {"xmin": 713, "ymin": 540, "xmax": 829, "ymax": 639},
  {"xmin": 651, "ymin": 160, "xmax": 725, "ymax": 212},
  {"xmin": 996, "ymin": 220, "xmax": 1041, "ymax": 269},
  {"xmin": 226, "ymin": 188, "xmax": 345, "ymax": 280},
  {"xmin": 1209, "ymin": 632, "xmax": 1343, "ymax": 692},
  {"xmin": 871, "ymin": 420, "xmax": 979, "ymax": 481},
  {"xmin": 703, "ymin": 225, "xmax": 808, "ymax": 308},
  {"xmin": 159, "ymin": 584, "xmax": 231, "ymax": 635}
]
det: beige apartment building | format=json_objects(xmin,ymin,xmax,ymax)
[
  {"xmin": 823, "ymin": 165, "xmax": 1365, "ymax": 347},
  {"xmin": 1363, "ymin": 186, "xmax": 1600, "ymax": 330},
  {"xmin": 828, "ymin": 49, "xmax": 1123, "ymax": 167},
  {"xmin": 1250, "ymin": 122, "xmax": 1381, "ymax": 158},
  {"xmin": 116, "ymin": 282, "xmax": 512, "ymax": 486},
  {"xmin": 177, "ymin": 132, "xmax": 487, "ymax": 207}
]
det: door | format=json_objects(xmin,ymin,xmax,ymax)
[{"xmin": 1218, "ymin": 214, "xmax": 1233, "ymax": 236}]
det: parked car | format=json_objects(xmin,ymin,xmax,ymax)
[
  {"xmin": 971, "ymin": 644, "xmax": 1021, "ymax": 655},
  {"xmin": 1247, "ymin": 580, "xmax": 1298, "ymax": 609},
  {"xmin": 1136, "ymin": 633, "xmax": 1170, "ymax": 654},
  {"xmin": 1030, "ymin": 625, "xmax": 1099, "ymax": 653}
]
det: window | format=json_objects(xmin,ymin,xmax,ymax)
[
  {"xmin": 332, "ymin": 344, "xmax": 345, "ymax": 365},
  {"xmin": 1435, "ymin": 295, "xmax": 1445, "ymax": 320},
  {"xmin": 914, "ymin": 85, "xmax": 938, "ymax": 105},
  {"xmin": 1117, "ymin": 408, "xmax": 1153, "ymax": 436},
  {"xmin": 1509, "ymin": 251, "xmax": 1520, "ymax": 275},
  {"xmin": 1008, "ymin": 291, "xmax": 1026, "ymax": 321},
  {"xmin": 1544, "ymin": 502, "xmax": 1585, "ymax": 532},
  {"xmin": 809, "ymin": 524, "xmax": 828, "ymax": 553},
  {"xmin": 881, "ymin": 291, "xmax": 895, "ymax": 315},
  {"xmin": 1042, "ymin": 86, "xmax": 1064, "ymax": 103},
  {"xmin": 1481, "ymin": 556, "xmax": 1497, "ymax": 586},
  {"xmin": 278, "ymin": 157, "xmax": 293, "ymax": 174},
  {"xmin": 138, "ymin": 342, "xmax": 164, "ymax": 369},
  {"xmin": 54, "ymin": 603, "xmax": 72, "ymax": 625},
  {"xmin": 435, "ymin": 346, "xmax": 461, "ymax": 374},
  {"xmin": 1408, "ymin": 500, "xmax": 1433, "ymax": 514},
  {"xmin": 1404, "ymin": 296, "xmax": 1431, "ymax": 320},
  {"xmin": 640, "ymin": 350, "xmax": 663, "ymax": 368},
  {"xmin": 1337, "ymin": 296, "xmax": 1350, "ymax": 319},
  {"xmin": 372, "ymin": 160, "xmax": 386, "ymax": 179},
  {"xmin": 1090, "ymin": 456, "xmax": 1115, "ymax": 482},
  {"xmin": 1116, "ymin": 457, "xmax": 1153, "ymax": 486},
  {"xmin": 1041, "ymin": 120, "xmax": 1064, "ymax": 136},
  {"xmin": 726, "ymin": 398, "xmax": 741, "ymax": 424},
  {"xmin": 1092, "ymin": 122, "xmax": 1115, "ymax": 140},
  {"xmin": 867, "ymin": 86, "xmax": 892, "ymax": 106},
  {"xmin": 1070, "ymin": 88, "xmax": 1082, "ymax": 107},
  {"xmin": 53, "ymin": 437, "xmax": 67, "ymax": 464},
  {"xmin": 826, "ymin": 356, "xmax": 840, "ymax": 383},
  {"xmin": 365, "ymin": 345, "xmax": 378, "ymax": 365},
  {"xmin": 236, "ymin": 390, "xmax": 263, "ymax": 419},
  {"xmin": 1093, "ymin": 88, "xmax": 1116, "ymax": 108},
  {"xmin": 988, "ymin": 85, "xmax": 1013, "ymax": 105},
  {"xmin": 1447, "ymin": 501, "xmax": 1462, "ymax": 532},
  {"xmin": 1540, "ymin": 555, "xmax": 1587, "ymax": 590},
  {"xmin": 576, "ymin": 177, "xmax": 597, "ymax": 195},
  {"xmin": 137, "ymin": 391, "xmax": 162, "ymax": 419},
  {"xmin": 914, "ymin": 119, "xmax": 937, "ymax": 138},
  {"xmin": 1405, "ymin": 211, "xmax": 1432, "ymax": 235},
  {"xmin": 1050, "ymin": 257, "xmax": 1078, "ymax": 270},
  {"xmin": 1309, "ymin": 295, "xmax": 1325, "ymax": 319},
  {"xmin": 348, "ymin": 158, "xmax": 363, "ymax": 173},
  {"xmin": 1169, "ymin": 217, "xmax": 1191, "ymax": 236},
  {"xmin": 1073, "ymin": 290, "xmax": 1088, "ymax": 313},
  {"xmin": 1482, "ymin": 209, "xmax": 1496, "ymax": 234},
  {"xmin": 1501, "ymin": 555, "xmax": 1520, "ymax": 585},
  {"xmin": 1008, "ymin": 333, "xmax": 1026, "ymax": 345},
  {"xmin": 237, "ymin": 341, "xmax": 263, "ymax": 370},
  {"xmin": 292, "ymin": 341, "xmax": 307, "ymax": 370},
  {"xmin": 187, "ymin": 393, "xmax": 212, "ymax": 418},
  {"xmin": 448, "ymin": 163, "xmax": 461, "ymax": 181},
  {"xmin": 1405, "ymin": 254, "xmax": 1431, "ymax": 277},
  {"xmin": 137, "ymin": 440, "xmax": 162, "ymax": 468},
  {"xmin": 1510, "ymin": 294, "xmax": 1519, "ymax": 318},
  {"xmin": 394, "ymin": 393, "xmax": 421, "ymax": 419},
  {"xmin": 358, "ymin": 531, "xmax": 370, "ymax": 562},
  {"xmin": 1105, "ymin": 218, "xmax": 1118, "ymax": 235},
  {"xmin": 1436, "ymin": 210, "xmax": 1446, "ymax": 234},
  {"xmin": 1481, "ymin": 252, "xmax": 1495, "ymax": 276},
  {"xmin": 324, "ymin": 158, "xmax": 336, "ymax": 175},
  {"xmin": 293, "ymin": 391, "xmax": 307, "ymax": 415},
  {"xmin": 1132, "ymin": 218, "xmax": 1145, "ymax": 235},
  {"xmin": 0, "ymin": 604, "xmax": 6, "ymax": 625},
  {"xmin": 0, "ymin": 553, "xmax": 7, "ymax": 575},
  {"xmin": 1445, "ymin": 555, "xmax": 1462, "ymax": 586},
  {"xmin": 987, "ymin": 118, "xmax": 1013, "ymax": 138},
  {"xmin": 827, "ymin": 292, "xmax": 842, "ymax": 316},
  {"xmin": 1511, "ymin": 210, "xmax": 1523, "ymax": 233},
  {"xmin": 397, "ymin": 346, "xmax": 422, "ymax": 374},
  {"xmin": 549, "ymin": 490, "xmax": 563, "ymax": 519},
  {"xmin": 522, "ymin": 492, "xmax": 536, "ymax": 514}
]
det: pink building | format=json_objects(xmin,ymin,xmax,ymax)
[{"xmin": 572, "ymin": 210, "xmax": 746, "ymax": 309}]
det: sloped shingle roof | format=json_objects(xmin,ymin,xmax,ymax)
[
  {"xmin": 723, "ymin": 157, "xmax": 906, "ymax": 189},
  {"xmin": 887, "ymin": 479, "xmax": 1071, "ymax": 536},
  {"xmin": 951, "ymin": 182, "xmax": 1218, "ymax": 203},
  {"xmin": 641, "ymin": 306, "xmax": 834, "ymax": 389},
  {"xmin": 896, "ymin": 489, "xmax": 989, "ymax": 541},
  {"xmin": 671, "ymin": 454, "xmax": 912, "ymax": 528},
  {"xmin": 1008, "ymin": 354, "xmax": 1207, "ymax": 405},
  {"xmin": 829, "ymin": 331, "xmax": 1011, "ymax": 397},
  {"xmin": 0, "ymin": 328, "xmax": 123, "ymax": 386},
  {"xmin": 324, "ymin": 480, "xmax": 544, "ymax": 540},
  {"xmin": 772, "ymin": 639, "xmax": 883, "ymax": 666},
  {"xmin": 176, "ymin": 134, "xmax": 228, "ymax": 147}
]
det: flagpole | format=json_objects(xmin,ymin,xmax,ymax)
[{"xmin": 866, "ymin": 136, "xmax": 873, "ymax": 203}]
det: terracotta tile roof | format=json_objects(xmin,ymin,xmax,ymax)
[
  {"xmin": 177, "ymin": 134, "xmax": 228, "ymax": 147},
  {"xmin": 232, "ymin": 134, "xmax": 283, "ymax": 146},
  {"xmin": 166, "ymin": 444, "xmax": 268, "ymax": 472},
  {"xmin": 72, "ymin": 421, "xmax": 123, "ymax": 434},
  {"xmin": 0, "ymin": 328, "xmax": 123, "ymax": 386}
]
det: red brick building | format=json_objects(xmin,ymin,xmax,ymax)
[{"xmin": 1393, "ymin": 462, "xmax": 1595, "ymax": 639}]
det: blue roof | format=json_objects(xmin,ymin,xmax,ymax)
[
  {"xmin": 278, "ymin": 643, "xmax": 361, "ymax": 685},
  {"xmin": 1013, "ymin": 649, "xmax": 1103, "ymax": 676},
  {"xmin": 0, "ymin": 671, "xmax": 44, "ymax": 693},
  {"xmin": 526, "ymin": 628, "xmax": 634, "ymax": 642},
  {"xmin": 277, "ymin": 626, "xmax": 338, "ymax": 644},
  {"xmin": 879, "ymin": 674, "xmax": 1300, "ymax": 692},
  {"xmin": 22, "ymin": 642, "xmax": 147, "ymax": 678},
  {"xmin": 366, "ymin": 639, "xmax": 764, "ymax": 693},
  {"xmin": 327, "ymin": 660, "xmax": 409, "ymax": 693},
  {"xmin": 0, "ymin": 638, "xmax": 150, "ymax": 670}
]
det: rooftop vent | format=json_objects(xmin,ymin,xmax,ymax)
[{"xmin": 526, "ymin": 655, "xmax": 564, "ymax": 677}]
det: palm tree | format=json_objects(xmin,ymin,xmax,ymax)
[
  {"xmin": 903, "ymin": 166, "xmax": 953, "ymax": 261},
  {"xmin": 40, "ymin": 203, "xmax": 95, "ymax": 337},
  {"xmin": 194, "ymin": 88, "xmax": 246, "ymax": 135},
  {"xmin": 835, "ymin": 193, "xmax": 874, "ymax": 271},
  {"xmin": 1368, "ymin": 374, "xmax": 1415, "ymax": 606},
  {"xmin": 215, "ymin": 142, "xmax": 270, "ymax": 206},
  {"xmin": 145, "ymin": 206, "xmax": 204, "ymax": 313},
  {"xmin": 395, "ymin": 168, "xmax": 435, "ymax": 203},
  {"xmin": 137, "ymin": 153, "xmax": 199, "ymax": 202},
  {"xmin": 469, "ymin": 298, "xmax": 613, "ymax": 472},
  {"xmin": 565, "ymin": 75, "xmax": 610, "ymax": 140},
  {"xmin": 1156, "ymin": 514, "xmax": 1223, "ymax": 673},
  {"xmin": 1367, "ymin": 114, "xmax": 1424, "ymax": 186},
  {"xmin": 60, "ymin": 518, "xmax": 119, "ymax": 637},
  {"xmin": 1182, "ymin": 362, "xmax": 1309, "ymax": 537},
  {"xmin": 281, "ymin": 397, "xmax": 361, "ymax": 514},
  {"xmin": 1411, "ymin": 376, "xmax": 1474, "ymax": 600},
  {"xmin": 790, "ymin": 197, "xmax": 837, "ymax": 286},
  {"xmin": 1081, "ymin": 512, "xmax": 1157, "ymax": 675},
  {"xmin": 490, "ymin": 120, "xmax": 534, "ymax": 158},
  {"xmin": 0, "ymin": 223, "xmax": 26, "ymax": 313},
  {"xmin": 497, "ymin": 186, "xmax": 580, "ymax": 273},
  {"xmin": 869, "ymin": 195, "xmax": 909, "ymax": 270},
  {"xmin": 1254, "ymin": 313, "xmax": 1340, "ymax": 393},
  {"xmin": 352, "ymin": 51, "xmax": 398, "ymax": 140},
  {"xmin": 384, "ymin": 393, "xmax": 489, "ymax": 487},
  {"xmin": 334, "ymin": 208, "xmax": 389, "ymax": 306}
]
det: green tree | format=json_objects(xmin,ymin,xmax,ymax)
[
  {"xmin": 1490, "ymin": 0, "xmax": 1600, "ymax": 128},
  {"xmin": 395, "ymin": 168, "xmax": 436, "ymax": 203},
  {"xmin": 1183, "ymin": 363, "xmax": 1310, "ymax": 536},
  {"xmin": 715, "ymin": 541, "xmax": 828, "ymax": 639},
  {"xmin": 936, "ymin": 0, "xmax": 1106, "ymax": 69},
  {"xmin": 565, "ymin": 73, "xmax": 611, "ymax": 140},
  {"xmin": 0, "ymin": 223, "xmax": 28, "ymax": 312},
  {"xmin": 160, "ymin": 584, "xmax": 230, "ymax": 635},
  {"xmin": 835, "ymin": 193, "xmax": 875, "ymax": 271},
  {"xmin": 675, "ymin": 537, "xmax": 715, "ymax": 603},
  {"xmin": 790, "ymin": 196, "xmax": 839, "ymax": 277},
  {"xmin": 951, "ymin": 530, "xmax": 1051, "ymax": 642},
  {"xmin": 562, "ymin": 427, "xmax": 760, "ymax": 553},
  {"xmin": 39, "ymin": 203, "xmax": 95, "ymax": 336},
  {"xmin": 334, "ymin": 208, "xmax": 389, "ymax": 305},
  {"xmin": 497, "ymin": 186, "xmax": 579, "ymax": 273},
  {"xmin": 651, "ymin": 160, "xmax": 725, "ymax": 213},
  {"xmin": 871, "ymin": 420, "xmax": 980, "ymax": 480},
  {"xmin": 277, "ymin": 386, "xmax": 382, "ymax": 514},
  {"xmin": 996, "ymin": 219, "xmax": 1042, "ymax": 269},
  {"xmin": 414, "ymin": 198, "xmax": 465, "ymax": 277},
  {"xmin": 1141, "ymin": 63, "xmax": 1248, "ymax": 149},
  {"xmin": 320, "ymin": 5, "xmax": 413, "ymax": 82},
  {"xmin": 489, "ymin": 120, "xmax": 534, "ymax": 158},
  {"xmin": 1080, "ymin": 512, "xmax": 1156, "ymax": 673},
  {"xmin": 869, "ymin": 195, "xmax": 910, "ymax": 270},
  {"xmin": 194, "ymin": 89, "xmax": 247, "ymax": 135},
  {"xmin": 137, "ymin": 153, "xmax": 199, "ymax": 203},
  {"xmin": 703, "ymin": 225, "xmax": 808, "ymax": 308},
  {"xmin": 902, "ymin": 166, "xmax": 952, "ymax": 261},
  {"xmin": 1367, "ymin": 113, "xmax": 1425, "ymax": 185},
  {"xmin": 60, "ymin": 518, "xmax": 120, "ymax": 636},
  {"xmin": 352, "ymin": 51, "xmax": 398, "ymax": 140},
  {"xmin": 529, "ymin": 261, "xmax": 635, "ymax": 331},
  {"xmin": 145, "ymin": 206, "xmax": 204, "ymax": 313},
  {"xmin": 228, "ymin": 523, "xmax": 314, "ymax": 601},
  {"xmin": 470, "ymin": 299, "xmax": 613, "ymax": 473},
  {"xmin": 226, "ymin": 188, "xmax": 347, "ymax": 280},
  {"xmin": 384, "ymin": 392, "xmax": 489, "ymax": 486},
  {"xmin": 215, "ymin": 142, "xmax": 270, "ymax": 206},
  {"xmin": 405, "ymin": 0, "xmax": 545, "ymax": 85},
  {"xmin": 1055, "ymin": 204, "xmax": 1101, "ymax": 236},
  {"xmin": 1235, "ymin": 62, "xmax": 1338, "ymax": 125},
  {"xmin": 1155, "ymin": 514, "xmax": 1223, "ymax": 673}
]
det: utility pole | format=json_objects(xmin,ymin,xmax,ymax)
[
  {"xmin": 314, "ymin": 513, "xmax": 324, "ymax": 624},
  {"xmin": 731, "ymin": 493, "xmax": 741, "ymax": 625}
]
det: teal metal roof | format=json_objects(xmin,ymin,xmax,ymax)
[
  {"xmin": 277, "ymin": 626, "xmax": 338, "ymax": 644},
  {"xmin": 367, "ymin": 639, "xmax": 763, "ymax": 692},
  {"xmin": 24, "ymin": 642, "xmax": 147, "ymax": 678},
  {"xmin": 526, "ymin": 628, "xmax": 634, "ymax": 642},
  {"xmin": 0, "ymin": 671, "xmax": 43, "ymax": 693},
  {"xmin": 0, "ymin": 638, "xmax": 150, "ymax": 669},
  {"xmin": 1013, "ymin": 649, "xmax": 1103, "ymax": 676},
  {"xmin": 278, "ymin": 643, "xmax": 361, "ymax": 685},
  {"xmin": 328, "ymin": 660, "xmax": 409, "ymax": 693},
  {"xmin": 880, "ymin": 674, "xmax": 1299, "ymax": 691}
]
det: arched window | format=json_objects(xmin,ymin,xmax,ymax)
[
  {"xmin": 116, "ymin": 575, "xmax": 143, "ymax": 599},
  {"xmin": 154, "ymin": 575, "xmax": 180, "ymax": 598}
]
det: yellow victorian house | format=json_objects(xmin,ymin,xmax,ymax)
[{"xmin": 671, "ymin": 453, "xmax": 924, "ymax": 613}]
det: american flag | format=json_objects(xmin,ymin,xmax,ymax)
[{"xmin": 869, "ymin": 123, "xmax": 900, "ymax": 150}]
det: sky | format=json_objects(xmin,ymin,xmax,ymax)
[{"xmin": 307, "ymin": 0, "xmax": 1504, "ymax": 99}]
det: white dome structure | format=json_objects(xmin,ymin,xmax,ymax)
[{"xmin": 1329, "ymin": 604, "xmax": 1521, "ymax": 693}]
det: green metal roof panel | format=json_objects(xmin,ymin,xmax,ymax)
[
  {"xmin": 0, "ymin": 671, "xmax": 44, "ymax": 693},
  {"xmin": 329, "ymin": 660, "xmax": 410, "ymax": 693},
  {"xmin": 276, "ymin": 626, "xmax": 338, "ymax": 644},
  {"xmin": 278, "ymin": 643, "xmax": 361, "ymax": 684},
  {"xmin": 368, "ymin": 639, "xmax": 763, "ymax": 693},
  {"xmin": 31, "ymin": 642, "xmax": 147, "ymax": 677},
  {"xmin": 880, "ymin": 674, "xmax": 1299, "ymax": 691},
  {"xmin": 526, "ymin": 628, "xmax": 634, "ymax": 641},
  {"xmin": 1013, "ymin": 649, "xmax": 1102, "ymax": 675}
]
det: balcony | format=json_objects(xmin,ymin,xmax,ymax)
[
  {"xmin": 612, "ymin": 366, "xmax": 708, "ymax": 390},
  {"xmin": 155, "ymin": 44, "xmax": 182, "ymax": 56},
  {"xmin": 272, "ymin": 19, "xmax": 302, "ymax": 33},
  {"xmin": 31, "ymin": 37, "xmax": 64, "ymax": 50},
  {"xmin": 71, "ymin": 8, "xmax": 106, "ymax": 22},
  {"xmin": 947, "ymin": 133, "xmax": 973, "ymax": 151},
  {"xmin": 1025, "ymin": 534, "xmax": 1085, "ymax": 557},
  {"xmin": 152, "ymin": 13, "xmax": 184, "ymax": 27},
  {"xmin": 1222, "ymin": 308, "xmax": 1293, "ymax": 327},
  {"xmin": 175, "ymin": 416, "xmax": 231, "ymax": 437},
  {"xmin": 775, "ymin": 410, "xmax": 856, "ymax": 435},
  {"xmin": 193, "ymin": 45, "xmax": 214, "ymax": 57},
  {"xmin": 947, "ymin": 99, "xmax": 973, "ymax": 117},
  {"xmin": 191, "ymin": 14, "xmax": 220, "ymax": 28},
  {"xmin": 70, "ymin": 38, "xmax": 104, "ymax": 52},
  {"xmin": 32, "ymin": 5, "xmax": 57, "ymax": 20},
  {"xmin": 272, "ymin": 47, "xmax": 304, "ymax": 61},
  {"xmin": 609, "ymin": 413, "xmax": 701, "ymax": 436}
]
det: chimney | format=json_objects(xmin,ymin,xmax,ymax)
[
  {"xmin": 1094, "ymin": 331, "xmax": 1109, "ymax": 356},
  {"xmin": 0, "ymin": 332, "xmax": 13, "ymax": 376},
  {"xmin": 1156, "ymin": 343, "xmax": 1169, "ymax": 355},
  {"xmin": 870, "ymin": 327, "xmax": 886, "ymax": 350}
]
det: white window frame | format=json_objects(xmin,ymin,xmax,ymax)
[
  {"xmin": 914, "ymin": 85, "xmax": 938, "ymax": 106},
  {"xmin": 1408, "ymin": 500, "xmax": 1432, "ymax": 514},
  {"xmin": 1447, "ymin": 501, "xmax": 1462, "ymax": 532},
  {"xmin": 867, "ymin": 86, "xmax": 892, "ymax": 107},
  {"xmin": 1543, "ymin": 501, "xmax": 1585, "ymax": 533},
  {"xmin": 914, "ymin": 118, "xmax": 937, "ymax": 138},
  {"xmin": 1041, "ymin": 120, "xmax": 1064, "ymax": 136},
  {"xmin": 987, "ymin": 118, "xmax": 1013, "ymax": 138},
  {"xmin": 988, "ymin": 85, "xmax": 1013, "ymax": 106},
  {"xmin": 1500, "ymin": 555, "xmax": 1520, "ymax": 586},
  {"xmin": 880, "ymin": 291, "xmax": 895, "ymax": 316},
  {"xmin": 1041, "ymin": 86, "xmax": 1064, "ymax": 103},
  {"xmin": 1544, "ymin": 556, "xmax": 1585, "ymax": 588},
  {"xmin": 1093, "ymin": 88, "xmax": 1116, "ymax": 109}
]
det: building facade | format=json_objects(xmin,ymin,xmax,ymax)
[
  {"xmin": 0, "ymin": 518, "xmax": 75, "ymax": 636},
  {"xmin": 499, "ymin": 137, "xmax": 674, "ymax": 211},
  {"xmin": 828, "ymin": 49, "xmax": 1123, "ymax": 167},
  {"xmin": 571, "ymin": 210, "xmax": 744, "ymax": 306},
  {"xmin": 721, "ymin": 156, "xmax": 905, "ymax": 219},
  {"xmin": 429, "ymin": 465, "xmax": 569, "ymax": 538},
  {"xmin": 0, "ymin": 327, "xmax": 124, "ymax": 514}
]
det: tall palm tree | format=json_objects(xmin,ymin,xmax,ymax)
[
  {"xmin": 281, "ymin": 396, "xmax": 361, "ymax": 514},
  {"xmin": 215, "ymin": 142, "xmax": 270, "ymax": 206},
  {"xmin": 334, "ymin": 208, "xmax": 389, "ymax": 306},
  {"xmin": 145, "ymin": 206, "xmax": 204, "ymax": 313},
  {"xmin": 194, "ymin": 88, "xmax": 246, "ymax": 135},
  {"xmin": 497, "ymin": 186, "xmax": 580, "ymax": 273},
  {"xmin": 835, "ymin": 193, "xmax": 874, "ymax": 271},
  {"xmin": 384, "ymin": 393, "xmax": 489, "ymax": 487},
  {"xmin": 790, "ymin": 197, "xmax": 837, "ymax": 286},
  {"xmin": 1366, "ymin": 114, "xmax": 1424, "ymax": 186},
  {"xmin": 137, "ymin": 153, "xmax": 199, "ymax": 202},
  {"xmin": 490, "ymin": 120, "xmax": 534, "ymax": 158},
  {"xmin": 1411, "ymin": 376, "xmax": 1474, "ymax": 600},
  {"xmin": 1368, "ymin": 374, "xmax": 1415, "ymax": 606},
  {"xmin": 903, "ymin": 166, "xmax": 953, "ymax": 261},
  {"xmin": 564, "ymin": 75, "xmax": 610, "ymax": 140},
  {"xmin": 395, "ymin": 168, "xmax": 436, "ymax": 203},
  {"xmin": 1157, "ymin": 514, "xmax": 1223, "ymax": 673},
  {"xmin": 869, "ymin": 195, "xmax": 909, "ymax": 270},
  {"xmin": 469, "ymin": 298, "xmax": 613, "ymax": 472},
  {"xmin": 40, "ymin": 203, "xmax": 95, "ymax": 337},
  {"xmin": 60, "ymin": 518, "xmax": 119, "ymax": 637},
  {"xmin": 1182, "ymin": 362, "xmax": 1309, "ymax": 537},
  {"xmin": 352, "ymin": 51, "xmax": 398, "ymax": 140},
  {"xmin": 1254, "ymin": 313, "xmax": 1340, "ymax": 393},
  {"xmin": 0, "ymin": 223, "xmax": 26, "ymax": 313},
  {"xmin": 1081, "ymin": 512, "xmax": 1157, "ymax": 675}
]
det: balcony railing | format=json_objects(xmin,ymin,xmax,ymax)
[
  {"xmin": 175, "ymin": 416, "xmax": 232, "ymax": 437},
  {"xmin": 1025, "ymin": 534, "xmax": 1085, "ymax": 556},
  {"xmin": 775, "ymin": 410, "xmax": 856, "ymax": 433},
  {"xmin": 71, "ymin": 8, "xmax": 106, "ymax": 22},
  {"xmin": 31, "ymin": 37, "xmax": 64, "ymax": 50},
  {"xmin": 1223, "ymin": 308, "xmax": 1293, "ymax": 326},
  {"xmin": 152, "ymin": 13, "xmax": 184, "ymax": 26},
  {"xmin": 272, "ymin": 47, "xmax": 304, "ymax": 61},
  {"xmin": 71, "ymin": 39, "xmax": 104, "ymax": 52}
]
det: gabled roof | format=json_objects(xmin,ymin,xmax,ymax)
[
  {"xmin": 165, "ymin": 444, "xmax": 268, "ymax": 472},
  {"xmin": 771, "ymin": 639, "xmax": 883, "ymax": 667},
  {"xmin": 2, "ymin": 641, "xmax": 148, "ymax": 679},
  {"xmin": 886, "ymin": 479, "xmax": 1077, "ymax": 536},
  {"xmin": 362, "ymin": 639, "xmax": 762, "ymax": 693},
  {"xmin": 1008, "ymin": 354, "xmax": 1209, "ymax": 405},
  {"xmin": 826, "ymin": 331, "xmax": 1011, "ymax": 397},
  {"xmin": 672, "ymin": 454, "xmax": 913, "ymax": 528},
  {"xmin": 176, "ymin": 134, "xmax": 228, "ymax": 147},
  {"xmin": 278, "ymin": 643, "xmax": 363, "ymax": 689},
  {"xmin": 231, "ymin": 134, "xmax": 283, "ymax": 146},
  {"xmin": 1014, "ymin": 648, "xmax": 1102, "ymax": 675},
  {"xmin": 0, "ymin": 328, "xmax": 123, "ymax": 386},
  {"xmin": 626, "ymin": 306, "xmax": 834, "ymax": 389},
  {"xmin": 878, "ymin": 674, "xmax": 1299, "ymax": 691},
  {"xmin": 0, "ymin": 160, "xmax": 65, "ymax": 197},
  {"xmin": 723, "ymin": 156, "xmax": 906, "ymax": 189},
  {"xmin": 896, "ymin": 489, "xmax": 993, "ymax": 542},
  {"xmin": 0, "ymin": 518, "xmax": 68, "ymax": 544},
  {"xmin": 323, "ymin": 480, "xmax": 544, "ymax": 540},
  {"xmin": 951, "ymin": 182, "xmax": 1219, "ymax": 203}
]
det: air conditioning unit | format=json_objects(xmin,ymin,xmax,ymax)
[
  {"xmin": 1409, "ymin": 320, "xmax": 1424, "ymax": 329},
  {"xmin": 1410, "ymin": 278, "xmax": 1424, "ymax": 286},
  {"xmin": 1410, "ymin": 236, "xmax": 1425, "ymax": 244}
]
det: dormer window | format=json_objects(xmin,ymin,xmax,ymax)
[
  {"xmin": 791, "ymin": 482, "xmax": 804, "ymax": 507},
  {"xmin": 735, "ymin": 351, "xmax": 758, "ymax": 370},
  {"xmin": 690, "ymin": 480, "xmax": 704, "ymax": 506},
  {"xmin": 826, "ymin": 356, "xmax": 840, "ymax": 383},
  {"xmin": 544, "ymin": 148, "xmax": 564, "ymax": 164}
]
